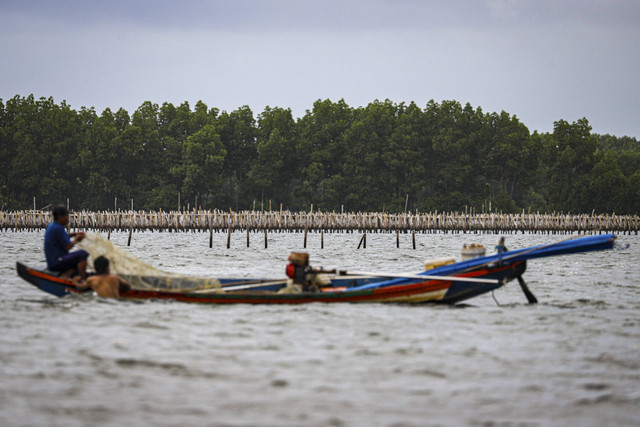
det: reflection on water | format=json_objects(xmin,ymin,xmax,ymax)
[{"xmin": 1, "ymin": 231, "xmax": 639, "ymax": 426}]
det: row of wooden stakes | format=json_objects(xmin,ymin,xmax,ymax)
[{"xmin": 1, "ymin": 209, "xmax": 638, "ymax": 235}]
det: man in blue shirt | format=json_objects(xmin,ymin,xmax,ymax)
[{"xmin": 44, "ymin": 205, "xmax": 89, "ymax": 279}]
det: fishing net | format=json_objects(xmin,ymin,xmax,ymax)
[{"xmin": 78, "ymin": 234, "xmax": 221, "ymax": 291}]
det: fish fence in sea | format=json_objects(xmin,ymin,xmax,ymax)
[{"xmin": 1, "ymin": 210, "xmax": 638, "ymax": 236}]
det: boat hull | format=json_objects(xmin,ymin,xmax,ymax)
[
  {"xmin": 15, "ymin": 233, "xmax": 616, "ymax": 305},
  {"xmin": 15, "ymin": 261, "xmax": 523, "ymax": 305}
]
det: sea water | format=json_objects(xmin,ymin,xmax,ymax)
[{"xmin": 1, "ymin": 231, "xmax": 639, "ymax": 426}]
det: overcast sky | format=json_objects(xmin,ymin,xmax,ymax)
[{"xmin": 1, "ymin": 0, "xmax": 639, "ymax": 137}]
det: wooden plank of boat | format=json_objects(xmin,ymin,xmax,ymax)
[
  {"xmin": 339, "ymin": 270, "xmax": 500, "ymax": 284},
  {"xmin": 194, "ymin": 279, "xmax": 288, "ymax": 293},
  {"xmin": 198, "ymin": 271, "xmax": 499, "ymax": 293}
]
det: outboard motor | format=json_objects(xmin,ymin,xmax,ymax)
[
  {"xmin": 285, "ymin": 252, "xmax": 331, "ymax": 293},
  {"xmin": 285, "ymin": 252, "xmax": 310, "ymax": 287}
]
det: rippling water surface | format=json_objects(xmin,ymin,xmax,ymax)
[{"xmin": 1, "ymin": 230, "xmax": 639, "ymax": 426}]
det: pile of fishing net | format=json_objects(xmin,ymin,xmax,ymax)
[{"xmin": 78, "ymin": 234, "xmax": 221, "ymax": 291}]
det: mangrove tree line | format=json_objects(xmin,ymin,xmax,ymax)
[{"xmin": 0, "ymin": 94, "xmax": 638, "ymax": 214}]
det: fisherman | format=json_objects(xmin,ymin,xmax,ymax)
[
  {"xmin": 77, "ymin": 256, "xmax": 131, "ymax": 299},
  {"xmin": 44, "ymin": 205, "xmax": 89, "ymax": 279}
]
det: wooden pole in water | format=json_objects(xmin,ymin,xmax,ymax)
[
  {"xmin": 264, "ymin": 228, "xmax": 268, "ymax": 249},
  {"xmin": 7, "ymin": 208, "xmax": 633, "ymax": 235},
  {"xmin": 357, "ymin": 233, "xmax": 366, "ymax": 249},
  {"xmin": 303, "ymin": 227, "xmax": 308, "ymax": 248},
  {"xmin": 321, "ymin": 230, "xmax": 324, "ymax": 249},
  {"xmin": 127, "ymin": 227, "xmax": 132, "ymax": 246},
  {"xmin": 107, "ymin": 228, "xmax": 111, "ymax": 240},
  {"xmin": 227, "ymin": 226, "xmax": 231, "ymax": 249},
  {"xmin": 247, "ymin": 228, "xmax": 250, "ymax": 247},
  {"xmin": 209, "ymin": 226, "xmax": 213, "ymax": 248},
  {"xmin": 412, "ymin": 231, "xmax": 416, "ymax": 250}
]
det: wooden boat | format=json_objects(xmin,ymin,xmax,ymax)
[{"xmin": 15, "ymin": 234, "xmax": 617, "ymax": 305}]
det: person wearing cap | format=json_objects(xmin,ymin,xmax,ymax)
[{"xmin": 44, "ymin": 205, "xmax": 89, "ymax": 279}]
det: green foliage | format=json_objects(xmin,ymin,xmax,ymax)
[
  {"xmin": 544, "ymin": 118, "xmax": 599, "ymax": 212},
  {"xmin": 0, "ymin": 95, "xmax": 638, "ymax": 214},
  {"xmin": 179, "ymin": 124, "xmax": 226, "ymax": 207},
  {"xmin": 589, "ymin": 152, "xmax": 628, "ymax": 213}
]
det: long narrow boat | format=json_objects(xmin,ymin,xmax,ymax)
[{"xmin": 15, "ymin": 234, "xmax": 617, "ymax": 305}]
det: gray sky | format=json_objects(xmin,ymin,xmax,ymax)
[{"xmin": 1, "ymin": 0, "xmax": 639, "ymax": 137}]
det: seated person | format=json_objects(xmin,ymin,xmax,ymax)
[
  {"xmin": 78, "ymin": 256, "xmax": 131, "ymax": 299},
  {"xmin": 44, "ymin": 205, "xmax": 88, "ymax": 279}
]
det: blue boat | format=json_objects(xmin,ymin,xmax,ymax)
[{"xmin": 16, "ymin": 234, "xmax": 617, "ymax": 305}]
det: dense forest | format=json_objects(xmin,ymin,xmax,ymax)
[{"xmin": 0, "ymin": 95, "xmax": 638, "ymax": 214}]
